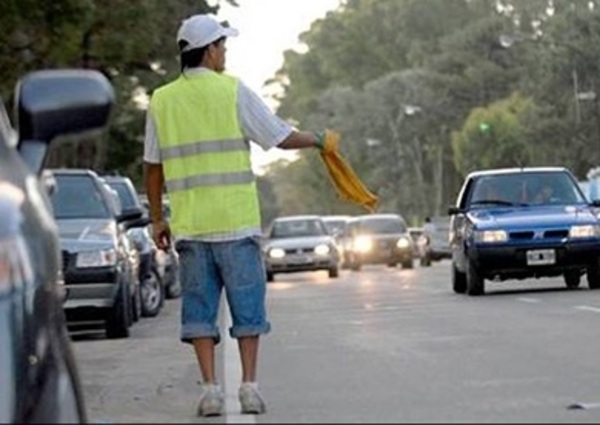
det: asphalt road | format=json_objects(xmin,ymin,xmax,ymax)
[{"xmin": 72, "ymin": 260, "xmax": 600, "ymax": 423}]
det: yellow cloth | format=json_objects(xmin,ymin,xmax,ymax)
[{"xmin": 319, "ymin": 130, "xmax": 379, "ymax": 212}]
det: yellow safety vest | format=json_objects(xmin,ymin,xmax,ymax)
[{"xmin": 149, "ymin": 71, "xmax": 261, "ymax": 237}]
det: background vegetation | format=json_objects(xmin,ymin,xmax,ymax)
[{"xmin": 3, "ymin": 0, "xmax": 600, "ymax": 227}]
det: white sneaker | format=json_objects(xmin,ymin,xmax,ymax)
[
  {"xmin": 238, "ymin": 382, "xmax": 266, "ymax": 414},
  {"xmin": 197, "ymin": 384, "xmax": 224, "ymax": 417}
]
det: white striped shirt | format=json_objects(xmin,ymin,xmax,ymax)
[{"xmin": 144, "ymin": 67, "xmax": 294, "ymax": 242}]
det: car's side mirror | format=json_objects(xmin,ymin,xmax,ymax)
[
  {"xmin": 15, "ymin": 69, "xmax": 115, "ymax": 174},
  {"xmin": 448, "ymin": 206, "xmax": 462, "ymax": 215}
]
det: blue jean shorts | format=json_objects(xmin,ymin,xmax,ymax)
[{"xmin": 175, "ymin": 237, "xmax": 271, "ymax": 344}]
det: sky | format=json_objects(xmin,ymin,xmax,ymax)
[{"xmin": 216, "ymin": 0, "xmax": 342, "ymax": 174}]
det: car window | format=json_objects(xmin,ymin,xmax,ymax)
[
  {"xmin": 323, "ymin": 219, "xmax": 347, "ymax": 235},
  {"xmin": 50, "ymin": 175, "xmax": 111, "ymax": 219},
  {"xmin": 107, "ymin": 181, "xmax": 137, "ymax": 209},
  {"xmin": 358, "ymin": 217, "xmax": 407, "ymax": 234},
  {"xmin": 271, "ymin": 219, "xmax": 327, "ymax": 238},
  {"xmin": 468, "ymin": 172, "xmax": 587, "ymax": 207}
]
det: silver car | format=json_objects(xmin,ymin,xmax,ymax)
[{"xmin": 263, "ymin": 215, "xmax": 340, "ymax": 282}]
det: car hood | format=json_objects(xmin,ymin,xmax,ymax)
[
  {"xmin": 265, "ymin": 236, "xmax": 333, "ymax": 250},
  {"xmin": 468, "ymin": 205, "xmax": 598, "ymax": 230},
  {"xmin": 56, "ymin": 219, "xmax": 117, "ymax": 251}
]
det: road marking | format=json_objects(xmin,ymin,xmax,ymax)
[
  {"xmin": 575, "ymin": 305, "xmax": 600, "ymax": 313},
  {"xmin": 517, "ymin": 297, "xmax": 541, "ymax": 303},
  {"xmin": 223, "ymin": 299, "xmax": 255, "ymax": 424}
]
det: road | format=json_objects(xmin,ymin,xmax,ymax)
[{"xmin": 72, "ymin": 260, "xmax": 600, "ymax": 423}]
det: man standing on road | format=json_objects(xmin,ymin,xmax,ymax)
[{"xmin": 143, "ymin": 14, "xmax": 336, "ymax": 417}]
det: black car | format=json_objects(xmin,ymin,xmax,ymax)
[
  {"xmin": 49, "ymin": 169, "xmax": 147, "ymax": 338},
  {"xmin": 346, "ymin": 213, "xmax": 415, "ymax": 271},
  {"xmin": 0, "ymin": 69, "xmax": 114, "ymax": 423}
]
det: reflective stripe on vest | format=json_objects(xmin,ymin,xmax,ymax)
[{"xmin": 150, "ymin": 71, "xmax": 261, "ymax": 237}]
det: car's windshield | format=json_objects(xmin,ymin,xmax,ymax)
[
  {"xmin": 358, "ymin": 217, "xmax": 407, "ymax": 234},
  {"xmin": 468, "ymin": 171, "xmax": 587, "ymax": 207},
  {"xmin": 323, "ymin": 219, "xmax": 347, "ymax": 235},
  {"xmin": 270, "ymin": 219, "xmax": 327, "ymax": 238},
  {"xmin": 107, "ymin": 181, "xmax": 137, "ymax": 209},
  {"xmin": 50, "ymin": 174, "xmax": 111, "ymax": 219}
]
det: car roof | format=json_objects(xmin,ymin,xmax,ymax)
[
  {"xmin": 466, "ymin": 167, "xmax": 569, "ymax": 179},
  {"xmin": 321, "ymin": 215, "xmax": 352, "ymax": 221},
  {"xmin": 273, "ymin": 215, "xmax": 323, "ymax": 222},
  {"xmin": 48, "ymin": 168, "xmax": 99, "ymax": 177},
  {"xmin": 351, "ymin": 213, "xmax": 404, "ymax": 221}
]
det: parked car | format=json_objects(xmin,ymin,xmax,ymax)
[
  {"xmin": 448, "ymin": 167, "xmax": 600, "ymax": 296},
  {"xmin": 0, "ymin": 69, "xmax": 114, "ymax": 423},
  {"xmin": 346, "ymin": 213, "xmax": 414, "ymax": 271},
  {"xmin": 48, "ymin": 168, "xmax": 147, "ymax": 338},
  {"xmin": 263, "ymin": 215, "xmax": 340, "ymax": 282},
  {"xmin": 408, "ymin": 227, "xmax": 424, "ymax": 259},
  {"xmin": 417, "ymin": 216, "xmax": 452, "ymax": 267},
  {"xmin": 103, "ymin": 175, "xmax": 165, "ymax": 316}
]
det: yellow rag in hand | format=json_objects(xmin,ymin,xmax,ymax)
[{"xmin": 319, "ymin": 132, "xmax": 378, "ymax": 212}]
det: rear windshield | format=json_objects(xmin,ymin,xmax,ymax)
[
  {"xmin": 107, "ymin": 181, "xmax": 137, "ymax": 209},
  {"xmin": 50, "ymin": 175, "xmax": 110, "ymax": 219}
]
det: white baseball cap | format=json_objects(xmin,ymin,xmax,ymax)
[{"xmin": 177, "ymin": 14, "xmax": 239, "ymax": 52}]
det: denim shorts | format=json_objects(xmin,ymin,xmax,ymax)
[{"xmin": 175, "ymin": 237, "xmax": 271, "ymax": 344}]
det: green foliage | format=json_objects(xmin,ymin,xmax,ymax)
[{"xmin": 452, "ymin": 92, "xmax": 535, "ymax": 176}]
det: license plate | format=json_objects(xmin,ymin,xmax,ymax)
[{"xmin": 526, "ymin": 249, "xmax": 556, "ymax": 266}]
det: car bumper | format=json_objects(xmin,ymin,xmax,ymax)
[
  {"xmin": 266, "ymin": 255, "xmax": 337, "ymax": 274},
  {"xmin": 469, "ymin": 241, "xmax": 600, "ymax": 278},
  {"xmin": 63, "ymin": 266, "xmax": 120, "ymax": 309},
  {"xmin": 355, "ymin": 247, "xmax": 413, "ymax": 264}
]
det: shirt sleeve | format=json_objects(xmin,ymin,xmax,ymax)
[
  {"xmin": 237, "ymin": 80, "xmax": 293, "ymax": 151},
  {"xmin": 143, "ymin": 108, "xmax": 161, "ymax": 164}
]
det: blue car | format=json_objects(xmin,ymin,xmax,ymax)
[{"xmin": 448, "ymin": 167, "xmax": 600, "ymax": 295}]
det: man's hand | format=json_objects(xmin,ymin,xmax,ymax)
[
  {"xmin": 151, "ymin": 220, "xmax": 171, "ymax": 251},
  {"xmin": 314, "ymin": 129, "xmax": 340, "ymax": 154}
]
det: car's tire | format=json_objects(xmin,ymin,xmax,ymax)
[
  {"xmin": 466, "ymin": 259, "xmax": 484, "ymax": 296},
  {"xmin": 387, "ymin": 262, "xmax": 397, "ymax": 268},
  {"xmin": 328, "ymin": 266, "xmax": 339, "ymax": 278},
  {"xmin": 131, "ymin": 283, "xmax": 142, "ymax": 323},
  {"xmin": 141, "ymin": 273, "xmax": 164, "ymax": 318},
  {"xmin": 401, "ymin": 259, "xmax": 414, "ymax": 269},
  {"xmin": 420, "ymin": 255, "xmax": 432, "ymax": 267},
  {"xmin": 106, "ymin": 281, "xmax": 131, "ymax": 339},
  {"xmin": 452, "ymin": 262, "xmax": 467, "ymax": 294},
  {"xmin": 564, "ymin": 270, "xmax": 582, "ymax": 289},
  {"xmin": 266, "ymin": 271, "xmax": 274, "ymax": 282},
  {"xmin": 587, "ymin": 258, "xmax": 600, "ymax": 289}
]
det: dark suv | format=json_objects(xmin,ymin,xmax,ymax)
[
  {"xmin": 49, "ymin": 169, "xmax": 147, "ymax": 338},
  {"xmin": 0, "ymin": 69, "xmax": 114, "ymax": 423}
]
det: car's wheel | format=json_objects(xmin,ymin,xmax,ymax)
[
  {"xmin": 420, "ymin": 255, "xmax": 431, "ymax": 267},
  {"xmin": 452, "ymin": 262, "xmax": 467, "ymax": 294},
  {"xmin": 266, "ymin": 271, "xmax": 274, "ymax": 282},
  {"xmin": 141, "ymin": 273, "xmax": 164, "ymax": 318},
  {"xmin": 328, "ymin": 266, "xmax": 339, "ymax": 278},
  {"xmin": 587, "ymin": 258, "xmax": 600, "ymax": 289},
  {"xmin": 466, "ymin": 259, "xmax": 484, "ymax": 296},
  {"xmin": 387, "ymin": 262, "xmax": 397, "ymax": 268},
  {"xmin": 401, "ymin": 259, "xmax": 413, "ymax": 269},
  {"xmin": 131, "ymin": 283, "xmax": 142, "ymax": 323},
  {"xmin": 564, "ymin": 270, "xmax": 581, "ymax": 289},
  {"xmin": 106, "ymin": 281, "xmax": 131, "ymax": 339}
]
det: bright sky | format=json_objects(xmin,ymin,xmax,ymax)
[{"xmin": 217, "ymin": 0, "xmax": 342, "ymax": 174}]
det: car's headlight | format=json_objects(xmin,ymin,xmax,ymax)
[
  {"xmin": 396, "ymin": 237, "xmax": 411, "ymax": 249},
  {"xmin": 314, "ymin": 244, "xmax": 330, "ymax": 256},
  {"xmin": 268, "ymin": 248, "xmax": 285, "ymax": 259},
  {"xmin": 76, "ymin": 249, "xmax": 117, "ymax": 268},
  {"xmin": 569, "ymin": 225, "xmax": 600, "ymax": 238},
  {"xmin": 474, "ymin": 230, "xmax": 508, "ymax": 243},
  {"xmin": 354, "ymin": 236, "xmax": 373, "ymax": 253}
]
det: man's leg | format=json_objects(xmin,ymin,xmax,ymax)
[
  {"xmin": 193, "ymin": 337, "xmax": 217, "ymax": 383},
  {"xmin": 238, "ymin": 335, "xmax": 259, "ymax": 382}
]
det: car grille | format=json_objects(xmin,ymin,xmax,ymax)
[
  {"xmin": 508, "ymin": 229, "xmax": 569, "ymax": 240},
  {"xmin": 284, "ymin": 248, "xmax": 314, "ymax": 255},
  {"xmin": 61, "ymin": 250, "xmax": 73, "ymax": 271}
]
